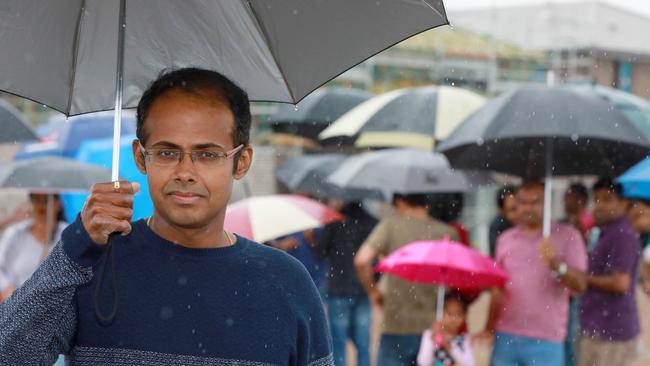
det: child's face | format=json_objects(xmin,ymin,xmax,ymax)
[{"xmin": 441, "ymin": 299, "xmax": 466, "ymax": 334}]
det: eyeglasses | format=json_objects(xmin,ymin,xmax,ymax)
[{"xmin": 139, "ymin": 143, "xmax": 244, "ymax": 167}]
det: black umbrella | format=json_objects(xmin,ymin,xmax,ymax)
[
  {"xmin": 267, "ymin": 88, "xmax": 371, "ymax": 140},
  {"xmin": 276, "ymin": 154, "xmax": 382, "ymax": 201},
  {"xmin": 437, "ymin": 85, "xmax": 650, "ymax": 236},
  {"xmin": 0, "ymin": 99, "xmax": 37, "ymax": 143}
]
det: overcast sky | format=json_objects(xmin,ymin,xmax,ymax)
[{"xmin": 445, "ymin": 0, "xmax": 650, "ymax": 18}]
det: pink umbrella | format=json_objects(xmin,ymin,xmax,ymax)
[
  {"xmin": 225, "ymin": 194, "xmax": 343, "ymax": 243},
  {"xmin": 375, "ymin": 237, "xmax": 509, "ymax": 319}
]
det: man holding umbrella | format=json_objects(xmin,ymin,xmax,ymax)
[
  {"xmin": 484, "ymin": 181, "xmax": 587, "ymax": 366},
  {"xmin": 0, "ymin": 68, "xmax": 333, "ymax": 365}
]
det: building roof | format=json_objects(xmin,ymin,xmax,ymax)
[
  {"xmin": 449, "ymin": 1, "xmax": 650, "ymax": 57},
  {"xmin": 387, "ymin": 25, "xmax": 546, "ymax": 61}
]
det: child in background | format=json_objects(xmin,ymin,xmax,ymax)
[{"xmin": 417, "ymin": 292, "xmax": 475, "ymax": 366}]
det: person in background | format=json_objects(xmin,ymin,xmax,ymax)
[
  {"xmin": 628, "ymin": 198, "xmax": 650, "ymax": 249},
  {"xmin": 0, "ymin": 194, "xmax": 67, "ymax": 301},
  {"xmin": 269, "ymin": 227, "xmax": 327, "ymax": 299},
  {"xmin": 562, "ymin": 183, "xmax": 594, "ymax": 241},
  {"xmin": 482, "ymin": 181, "xmax": 587, "ymax": 366},
  {"xmin": 355, "ymin": 193, "xmax": 459, "ymax": 366},
  {"xmin": 629, "ymin": 198, "xmax": 650, "ymax": 296},
  {"xmin": 579, "ymin": 178, "xmax": 641, "ymax": 366},
  {"xmin": 0, "ymin": 203, "xmax": 31, "ymax": 233},
  {"xmin": 488, "ymin": 185, "xmax": 517, "ymax": 257},
  {"xmin": 560, "ymin": 183, "xmax": 593, "ymax": 366},
  {"xmin": 416, "ymin": 292, "xmax": 475, "ymax": 366},
  {"xmin": 429, "ymin": 193, "xmax": 470, "ymax": 246},
  {"xmin": 317, "ymin": 200, "xmax": 378, "ymax": 366}
]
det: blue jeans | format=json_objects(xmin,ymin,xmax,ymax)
[
  {"xmin": 492, "ymin": 332, "xmax": 564, "ymax": 366},
  {"xmin": 327, "ymin": 296, "xmax": 371, "ymax": 366},
  {"xmin": 377, "ymin": 334, "xmax": 421, "ymax": 366}
]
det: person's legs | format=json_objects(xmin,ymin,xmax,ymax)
[
  {"xmin": 578, "ymin": 336, "xmax": 637, "ymax": 366},
  {"xmin": 519, "ymin": 336, "xmax": 564, "ymax": 366},
  {"xmin": 377, "ymin": 334, "xmax": 421, "ymax": 366},
  {"xmin": 350, "ymin": 296, "xmax": 371, "ymax": 366},
  {"xmin": 327, "ymin": 297, "xmax": 353, "ymax": 366},
  {"xmin": 491, "ymin": 332, "xmax": 522, "ymax": 366}
]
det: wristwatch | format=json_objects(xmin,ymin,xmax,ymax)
[{"xmin": 552, "ymin": 262, "xmax": 568, "ymax": 279}]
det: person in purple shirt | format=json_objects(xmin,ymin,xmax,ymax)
[{"xmin": 579, "ymin": 177, "xmax": 641, "ymax": 366}]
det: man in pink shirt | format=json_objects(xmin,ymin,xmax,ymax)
[{"xmin": 483, "ymin": 181, "xmax": 588, "ymax": 366}]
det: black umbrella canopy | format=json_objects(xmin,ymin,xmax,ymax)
[
  {"xmin": 0, "ymin": 99, "xmax": 38, "ymax": 143},
  {"xmin": 267, "ymin": 88, "xmax": 372, "ymax": 140},
  {"xmin": 437, "ymin": 85, "xmax": 650, "ymax": 179}
]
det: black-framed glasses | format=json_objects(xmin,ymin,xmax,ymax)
[{"xmin": 139, "ymin": 143, "xmax": 244, "ymax": 167}]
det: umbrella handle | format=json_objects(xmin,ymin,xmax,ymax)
[
  {"xmin": 436, "ymin": 286, "xmax": 446, "ymax": 321},
  {"xmin": 93, "ymin": 237, "xmax": 118, "ymax": 325}
]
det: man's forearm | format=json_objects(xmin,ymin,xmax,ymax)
[
  {"xmin": 484, "ymin": 288, "xmax": 503, "ymax": 332},
  {"xmin": 587, "ymin": 273, "xmax": 630, "ymax": 294},
  {"xmin": 355, "ymin": 261, "xmax": 378, "ymax": 296}
]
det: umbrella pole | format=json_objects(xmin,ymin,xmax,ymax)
[
  {"xmin": 436, "ymin": 286, "xmax": 446, "ymax": 321},
  {"xmin": 46, "ymin": 194, "xmax": 53, "ymax": 246},
  {"xmin": 543, "ymin": 139, "xmax": 553, "ymax": 238},
  {"xmin": 94, "ymin": 0, "xmax": 126, "ymax": 326},
  {"xmin": 111, "ymin": 0, "xmax": 126, "ymax": 182}
]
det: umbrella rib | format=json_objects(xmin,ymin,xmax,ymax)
[
  {"xmin": 243, "ymin": 1, "xmax": 297, "ymax": 103},
  {"xmin": 65, "ymin": 0, "xmax": 88, "ymax": 116}
]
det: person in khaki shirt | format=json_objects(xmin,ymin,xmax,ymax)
[{"xmin": 355, "ymin": 193, "xmax": 459, "ymax": 366}]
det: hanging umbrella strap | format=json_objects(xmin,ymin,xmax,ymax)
[{"xmin": 93, "ymin": 240, "xmax": 118, "ymax": 326}]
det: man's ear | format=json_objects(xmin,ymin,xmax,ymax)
[
  {"xmin": 233, "ymin": 146, "xmax": 253, "ymax": 180},
  {"xmin": 132, "ymin": 140, "xmax": 147, "ymax": 175}
]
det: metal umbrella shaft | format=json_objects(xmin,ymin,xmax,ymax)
[{"xmin": 95, "ymin": 0, "xmax": 125, "ymax": 326}]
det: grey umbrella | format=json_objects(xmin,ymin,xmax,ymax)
[
  {"xmin": 327, "ymin": 148, "xmax": 471, "ymax": 197},
  {"xmin": 437, "ymin": 85, "xmax": 650, "ymax": 235},
  {"xmin": 0, "ymin": 99, "xmax": 37, "ymax": 143},
  {"xmin": 0, "ymin": 156, "xmax": 111, "ymax": 192},
  {"xmin": 276, "ymin": 154, "xmax": 382, "ymax": 201},
  {"xmin": 0, "ymin": 0, "xmax": 448, "ymax": 183},
  {"xmin": 267, "ymin": 88, "xmax": 372, "ymax": 140}
]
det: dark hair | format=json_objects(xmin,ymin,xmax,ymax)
[
  {"xmin": 566, "ymin": 183, "xmax": 589, "ymax": 201},
  {"xmin": 136, "ymin": 68, "xmax": 251, "ymax": 149},
  {"xmin": 393, "ymin": 193, "xmax": 430, "ymax": 208},
  {"xmin": 444, "ymin": 291, "xmax": 470, "ymax": 313},
  {"xmin": 428, "ymin": 193, "xmax": 464, "ymax": 222},
  {"xmin": 593, "ymin": 177, "xmax": 624, "ymax": 198},
  {"xmin": 496, "ymin": 185, "xmax": 516, "ymax": 209}
]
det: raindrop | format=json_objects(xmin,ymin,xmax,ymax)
[
  {"xmin": 571, "ymin": 134, "xmax": 579, "ymax": 142},
  {"xmin": 476, "ymin": 138, "xmax": 484, "ymax": 146}
]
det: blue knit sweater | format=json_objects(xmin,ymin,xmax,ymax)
[{"xmin": 0, "ymin": 217, "xmax": 333, "ymax": 366}]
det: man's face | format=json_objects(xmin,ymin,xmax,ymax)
[
  {"xmin": 564, "ymin": 190, "xmax": 585, "ymax": 216},
  {"xmin": 516, "ymin": 186, "xmax": 544, "ymax": 227},
  {"xmin": 628, "ymin": 200, "xmax": 650, "ymax": 233},
  {"xmin": 133, "ymin": 89, "xmax": 252, "ymax": 230},
  {"xmin": 501, "ymin": 194, "xmax": 518, "ymax": 224},
  {"xmin": 593, "ymin": 189, "xmax": 627, "ymax": 226}
]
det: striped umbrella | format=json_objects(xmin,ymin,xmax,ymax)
[
  {"xmin": 319, "ymin": 85, "xmax": 485, "ymax": 150},
  {"xmin": 224, "ymin": 194, "xmax": 343, "ymax": 243}
]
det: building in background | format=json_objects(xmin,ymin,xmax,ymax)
[{"xmin": 449, "ymin": 1, "xmax": 650, "ymax": 98}]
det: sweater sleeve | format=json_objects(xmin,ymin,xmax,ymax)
[
  {"xmin": 283, "ymin": 256, "xmax": 333, "ymax": 366},
  {"xmin": 0, "ymin": 217, "xmax": 104, "ymax": 364}
]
